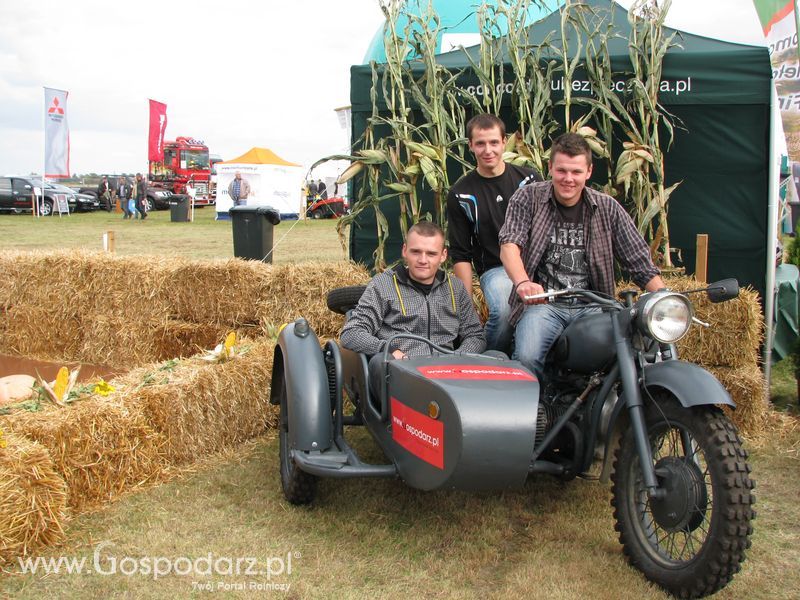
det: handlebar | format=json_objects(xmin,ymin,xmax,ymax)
[
  {"xmin": 380, "ymin": 333, "xmax": 457, "ymax": 362},
  {"xmin": 523, "ymin": 287, "xmax": 620, "ymax": 308}
]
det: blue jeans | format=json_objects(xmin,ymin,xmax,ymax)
[
  {"xmin": 479, "ymin": 266, "xmax": 514, "ymax": 354},
  {"xmin": 513, "ymin": 303, "xmax": 601, "ymax": 379}
]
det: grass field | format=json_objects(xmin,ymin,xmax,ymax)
[
  {"xmin": 0, "ymin": 207, "xmax": 348, "ymax": 263},
  {"xmin": 0, "ymin": 209, "xmax": 798, "ymax": 598}
]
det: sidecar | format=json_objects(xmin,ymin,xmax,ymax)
[{"xmin": 270, "ymin": 316, "xmax": 543, "ymax": 504}]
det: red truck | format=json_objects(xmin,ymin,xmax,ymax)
[{"xmin": 148, "ymin": 136, "xmax": 215, "ymax": 208}]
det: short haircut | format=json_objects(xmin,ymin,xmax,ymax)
[
  {"xmin": 550, "ymin": 132, "xmax": 593, "ymax": 166},
  {"xmin": 408, "ymin": 220, "xmax": 444, "ymax": 240},
  {"xmin": 466, "ymin": 113, "xmax": 506, "ymax": 140}
]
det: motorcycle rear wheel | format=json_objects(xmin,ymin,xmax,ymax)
[
  {"xmin": 611, "ymin": 396, "xmax": 755, "ymax": 598},
  {"xmin": 278, "ymin": 378, "xmax": 318, "ymax": 505}
]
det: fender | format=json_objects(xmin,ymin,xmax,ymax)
[
  {"xmin": 597, "ymin": 359, "xmax": 734, "ymax": 483},
  {"xmin": 271, "ymin": 319, "xmax": 333, "ymax": 452},
  {"xmin": 642, "ymin": 360, "xmax": 735, "ymax": 409}
]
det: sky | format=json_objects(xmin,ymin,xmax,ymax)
[{"xmin": 0, "ymin": 0, "xmax": 764, "ymax": 180}]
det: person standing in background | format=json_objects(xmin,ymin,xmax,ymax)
[
  {"xmin": 97, "ymin": 176, "xmax": 113, "ymax": 212},
  {"xmin": 134, "ymin": 173, "xmax": 147, "ymax": 220},
  {"xmin": 117, "ymin": 176, "xmax": 132, "ymax": 219},
  {"xmin": 228, "ymin": 171, "xmax": 251, "ymax": 207}
]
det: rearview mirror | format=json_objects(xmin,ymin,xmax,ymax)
[{"xmin": 706, "ymin": 278, "xmax": 739, "ymax": 303}]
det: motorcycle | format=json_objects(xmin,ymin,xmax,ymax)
[{"xmin": 270, "ymin": 279, "xmax": 754, "ymax": 598}]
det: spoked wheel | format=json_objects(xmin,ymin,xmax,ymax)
[
  {"xmin": 278, "ymin": 378, "xmax": 317, "ymax": 504},
  {"xmin": 611, "ymin": 395, "xmax": 755, "ymax": 598}
]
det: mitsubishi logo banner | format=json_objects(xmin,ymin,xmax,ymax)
[
  {"xmin": 148, "ymin": 99, "xmax": 168, "ymax": 162},
  {"xmin": 44, "ymin": 87, "xmax": 69, "ymax": 178}
]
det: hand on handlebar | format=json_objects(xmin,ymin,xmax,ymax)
[
  {"xmin": 391, "ymin": 349, "xmax": 407, "ymax": 360},
  {"xmin": 517, "ymin": 281, "xmax": 546, "ymax": 305}
]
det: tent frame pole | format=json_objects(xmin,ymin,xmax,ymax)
[{"xmin": 764, "ymin": 86, "xmax": 779, "ymax": 389}]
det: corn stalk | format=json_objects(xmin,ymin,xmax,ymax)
[
  {"xmin": 622, "ymin": 0, "xmax": 680, "ymax": 267},
  {"xmin": 492, "ymin": 0, "xmax": 560, "ymax": 174}
]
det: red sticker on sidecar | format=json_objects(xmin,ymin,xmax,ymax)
[
  {"xmin": 391, "ymin": 397, "xmax": 444, "ymax": 469},
  {"xmin": 416, "ymin": 365, "xmax": 536, "ymax": 381}
]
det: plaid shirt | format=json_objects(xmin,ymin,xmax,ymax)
[
  {"xmin": 340, "ymin": 267, "xmax": 486, "ymax": 357},
  {"xmin": 498, "ymin": 181, "xmax": 660, "ymax": 325}
]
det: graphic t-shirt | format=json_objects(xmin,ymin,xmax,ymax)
[{"xmin": 535, "ymin": 196, "xmax": 589, "ymax": 293}]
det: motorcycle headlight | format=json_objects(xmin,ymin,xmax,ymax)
[{"xmin": 638, "ymin": 291, "xmax": 693, "ymax": 343}]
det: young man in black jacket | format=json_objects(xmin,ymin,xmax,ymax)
[{"xmin": 446, "ymin": 114, "xmax": 541, "ymax": 354}]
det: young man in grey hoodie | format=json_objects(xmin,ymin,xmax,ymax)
[{"xmin": 341, "ymin": 221, "xmax": 485, "ymax": 392}]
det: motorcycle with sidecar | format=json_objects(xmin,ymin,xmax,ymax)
[{"xmin": 269, "ymin": 279, "xmax": 754, "ymax": 599}]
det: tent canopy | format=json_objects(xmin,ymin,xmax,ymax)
[
  {"xmin": 221, "ymin": 147, "xmax": 300, "ymax": 167},
  {"xmin": 348, "ymin": 0, "xmax": 772, "ymax": 297},
  {"xmin": 216, "ymin": 147, "xmax": 303, "ymax": 218}
]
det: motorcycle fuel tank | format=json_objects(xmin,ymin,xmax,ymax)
[
  {"xmin": 383, "ymin": 355, "xmax": 540, "ymax": 491},
  {"xmin": 552, "ymin": 311, "xmax": 616, "ymax": 373}
]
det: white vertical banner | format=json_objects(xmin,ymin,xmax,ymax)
[{"xmin": 44, "ymin": 87, "xmax": 70, "ymax": 178}]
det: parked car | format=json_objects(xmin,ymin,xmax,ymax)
[
  {"xmin": 43, "ymin": 182, "xmax": 100, "ymax": 212},
  {"xmin": 0, "ymin": 176, "xmax": 97, "ymax": 215}
]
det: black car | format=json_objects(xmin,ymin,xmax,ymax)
[
  {"xmin": 0, "ymin": 176, "xmax": 98, "ymax": 215},
  {"xmin": 44, "ymin": 182, "xmax": 100, "ymax": 212}
]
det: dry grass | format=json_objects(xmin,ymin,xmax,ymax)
[{"xmin": 1, "ymin": 420, "xmax": 797, "ymax": 598}]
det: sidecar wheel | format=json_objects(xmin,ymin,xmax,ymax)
[
  {"xmin": 611, "ymin": 396, "xmax": 755, "ymax": 598},
  {"xmin": 278, "ymin": 378, "xmax": 318, "ymax": 505}
]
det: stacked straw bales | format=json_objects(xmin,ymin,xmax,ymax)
[
  {"xmin": 115, "ymin": 338, "xmax": 277, "ymax": 464},
  {"xmin": 2, "ymin": 398, "xmax": 166, "ymax": 512},
  {"xmin": 0, "ymin": 250, "xmax": 371, "ymax": 566},
  {"xmin": 0, "ymin": 250, "xmax": 370, "ymax": 365}
]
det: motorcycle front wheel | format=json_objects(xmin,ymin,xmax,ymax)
[{"xmin": 611, "ymin": 395, "xmax": 755, "ymax": 599}]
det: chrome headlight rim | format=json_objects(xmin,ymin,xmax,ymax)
[{"xmin": 638, "ymin": 291, "xmax": 693, "ymax": 344}]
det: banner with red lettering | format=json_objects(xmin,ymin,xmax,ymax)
[
  {"xmin": 753, "ymin": 1, "xmax": 800, "ymax": 159},
  {"xmin": 44, "ymin": 87, "xmax": 69, "ymax": 178},
  {"xmin": 148, "ymin": 99, "xmax": 168, "ymax": 162}
]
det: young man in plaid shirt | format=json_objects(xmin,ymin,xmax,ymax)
[{"xmin": 499, "ymin": 133, "xmax": 665, "ymax": 378}]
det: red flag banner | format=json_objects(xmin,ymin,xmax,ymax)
[
  {"xmin": 148, "ymin": 99, "xmax": 168, "ymax": 162},
  {"xmin": 44, "ymin": 87, "xmax": 70, "ymax": 178}
]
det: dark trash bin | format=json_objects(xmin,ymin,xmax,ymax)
[
  {"xmin": 229, "ymin": 205, "xmax": 281, "ymax": 262},
  {"xmin": 169, "ymin": 195, "xmax": 190, "ymax": 222}
]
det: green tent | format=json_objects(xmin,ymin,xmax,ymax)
[{"xmin": 348, "ymin": 0, "xmax": 772, "ymax": 297}]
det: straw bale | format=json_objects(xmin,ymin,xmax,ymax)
[
  {"xmin": 76, "ymin": 315, "xmax": 157, "ymax": 366},
  {"xmin": 259, "ymin": 261, "xmax": 371, "ymax": 338},
  {"xmin": 160, "ymin": 259, "xmax": 272, "ymax": 325},
  {"xmin": 118, "ymin": 338, "xmax": 278, "ymax": 464},
  {"xmin": 708, "ymin": 364, "xmax": 769, "ymax": 437},
  {"xmin": 153, "ymin": 320, "xmax": 241, "ymax": 361},
  {"xmin": 78, "ymin": 316, "xmax": 238, "ymax": 366},
  {"xmin": 79, "ymin": 254, "xmax": 172, "ymax": 318},
  {"xmin": 0, "ymin": 305, "xmax": 83, "ymax": 362},
  {"xmin": 620, "ymin": 276, "xmax": 763, "ymax": 369},
  {"xmin": 0, "ymin": 398, "xmax": 167, "ymax": 511},
  {"xmin": 0, "ymin": 432, "xmax": 68, "ymax": 565}
]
